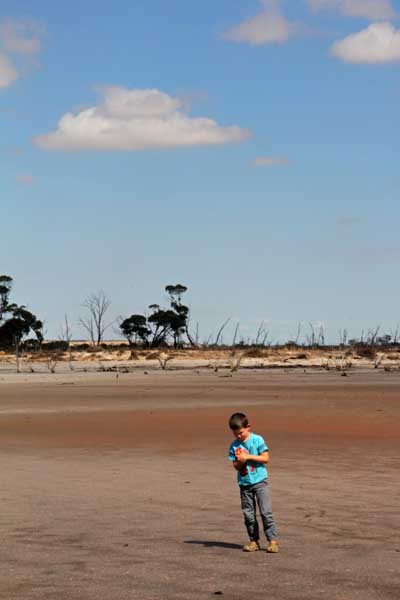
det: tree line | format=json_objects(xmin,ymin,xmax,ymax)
[
  {"xmin": 1, "ymin": 274, "xmax": 399, "ymax": 352},
  {"xmin": 0, "ymin": 275, "xmax": 195, "ymax": 350}
]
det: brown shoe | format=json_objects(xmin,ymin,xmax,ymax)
[
  {"xmin": 243, "ymin": 541, "xmax": 260, "ymax": 552},
  {"xmin": 266, "ymin": 540, "xmax": 279, "ymax": 553}
]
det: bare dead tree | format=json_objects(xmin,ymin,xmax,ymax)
[
  {"xmin": 146, "ymin": 351, "xmax": 174, "ymax": 370},
  {"xmin": 214, "ymin": 318, "xmax": 231, "ymax": 346},
  {"xmin": 59, "ymin": 314, "xmax": 74, "ymax": 370},
  {"xmin": 262, "ymin": 330, "xmax": 270, "ymax": 346},
  {"xmin": 255, "ymin": 321, "xmax": 265, "ymax": 346},
  {"xmin": 306, "ymin": 322, "xmax": 316, "ymax": 347},
  {"xmin": 295, "ymin": 322, "xmax": 302, "ymax": 345},
  {"xmin": 79, "ymin": 314, "xmax": 95, "ymax": 345},
  {"xmin": 317, "ymin": 325, "xmax": 325, "ymax": 346},
  {"xmin": 79, "ymin": 291, "xmax": 112, "ymax": 346},
  {"xmin": 339, "ymin": 328, "xmax": 348, "ymax": 347},
  {"xmin": 367, "ymin": 326, "xmax": 380, "ymax": 347},
  {"xmin": 203, "ymin": 334, "xmax": 213, "ymax": 347},
  {"xmin": 45, "ymin": 353, "xmax": 59, "ymax": 374},
  {"xmin": 232, "ymin": 322, "xmax": 240, "ymax": 349},
  {"xmin": 390, "ymin": 325, "xmax": 399, "ymax": 344},
  {"xmin": 306, "ymin": 323, "xmax": 324, "ymax": 347},
  {"xmin": 228, "ymin": 351, "xmax": 244, "ymax": 373},
  {"xmin": 254, "ymin": 321, "xmax": 269, "ymax": 347}
]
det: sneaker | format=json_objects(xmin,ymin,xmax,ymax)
[
  {"xmin": 243, "ymin": 541, "xmax": 260, "ymax": 552},
  {"xmin": 266, "ymin": 540, "xmax": 279, "ymax": 553}
]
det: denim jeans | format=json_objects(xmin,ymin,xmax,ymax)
[{"xmin": 240, "ymin": 479, "xmax": 278, "ymax": 542}]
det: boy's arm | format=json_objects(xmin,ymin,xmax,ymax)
[
  {"xmin": 250, "ymin": 451, "xmax": 269, "ymax": 463},
  {"xmin": 232, "ymin": 458, "xmax": 247, "ymax": 471},
  {"xmin": 237, "ymin": 450, "xmax": 269, "ymax": 464}
]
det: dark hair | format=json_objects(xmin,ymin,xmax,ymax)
[{"xmin": 229, "ymin": 412, "xmax": 249, "ymax": 430}]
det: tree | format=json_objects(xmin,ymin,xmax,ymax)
[
  {"xmin": 79, "ymin": 291, "xmax": 112, "ymax": 346},
  {"xmin": 148, "ymin": 308, "xmax": 185, "ymax": 348},
  {"xmin": 165, "ymin": 284, "xmax": 187, "ymax": 304},
  {"xmin": 0, "ymin": 275, "xmax": 13, "ymax": 320},
  {"xmin": 119, "ymin": 283, "xmax": 195, "ymax": 349},
  {"xmin": 120, "ymin": 314, "xmax": 151, "ymax": 346},
  {"xmin": 165, "ymin": 284, "xmax": 195, "ymax": 347},
  {"xmin": 0, "ymin": 275, "xmax": 43, "ymax": 349}
]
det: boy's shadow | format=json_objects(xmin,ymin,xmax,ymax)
[{"xmin": 184, "ymin": 540, "xmax": 242, "ymax": 550}]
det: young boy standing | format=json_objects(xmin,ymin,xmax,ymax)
[{"xmin": 228, "ymin": 412, "xmax": 279, "ymax": 553}]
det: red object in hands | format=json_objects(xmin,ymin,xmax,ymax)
[
  {"xmin": 235, "ymin": 447, "xmax": 250, "ymax": 475},
  {"xmin": 235, "ymin": 447, "xmax": 249, "ymax": 456},
  {"xmin": 235, "ymin": 447, "xmax": 254, "ymax": 472}
]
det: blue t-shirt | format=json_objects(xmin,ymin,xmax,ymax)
[{"xmin": 228, "ymin": 432, "xmax": 269, "ymax": 486}]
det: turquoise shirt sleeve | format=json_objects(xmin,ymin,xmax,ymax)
[{"xmin": 257, "ymin": 435, "xmax": 268, "ymax": 454}]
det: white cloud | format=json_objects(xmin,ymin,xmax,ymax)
[
  {"xmin": 223, "ymin": 0, "xmax": 296, "ymax": 46},
  {"xmin": 0, "ymin": 52, "xmax": 18, "ymax": 88},
  {"xmin": 330, "ymin": 22, "xmax": 400, "ymax": 63},
  {"xmin": 33, "ymin": 86, "xmax": 251, "ymax": 151},
  {"xmin": 307, "ymin": 0, "xmax": 396, "ymax": 20},
  {"xmin": 252, "ymin": 155, "xmax": 291, "ymax": 167},
  {"xmin": 0, "ymin": 18, "xmax": 44, "ymax": 89},
  {"xmin": 0, "ymin": 19, "xmax": 43, "ymax": 55}
]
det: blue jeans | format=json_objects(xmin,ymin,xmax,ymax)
[{"xmin": 240, "ymin": 479, "xmax": 278, "ymax": 542}]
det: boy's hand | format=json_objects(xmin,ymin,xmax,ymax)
[{"xmin": 235, "ymin": 447, "xmax": 249, "ymax": 461}]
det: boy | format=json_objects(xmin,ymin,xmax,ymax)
[{"xmin": 228, "ymin": 412, "xmax": 279, "ymax": 553}]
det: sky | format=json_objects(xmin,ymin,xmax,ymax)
[{"xmin": 1, "ymin": 0, "xmax": 400, "ymax": 344}]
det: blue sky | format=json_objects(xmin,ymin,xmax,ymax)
[{"xmin": 1, "ymin": 0, "xmax": 400, "ymax": 344}]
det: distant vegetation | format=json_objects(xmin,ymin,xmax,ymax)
[{"xmin": 1, "ymin": 273, "xmax": 400, "ymax": 355}]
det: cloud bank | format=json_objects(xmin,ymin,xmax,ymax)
[
  {"xmin": 223, "ymin": 0, "xmax": 296, "ymax": 46},
  {"xmin": 33, "ymin": 86, "xmax": 250, "ymax": 151},
  {"xmin": 307, "ymin": 0, "xmax": 396, "ymax": 20},
  {"xmin": 331, "ymin": 22, "xmax": 400, "ymax": 63}
]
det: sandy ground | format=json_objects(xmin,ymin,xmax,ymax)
[{"xmin": 1, "ymin": 368, "xmax": 399, "ymax": 600}]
